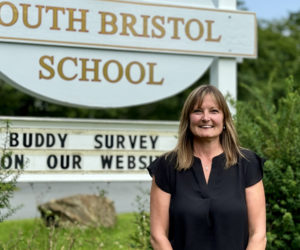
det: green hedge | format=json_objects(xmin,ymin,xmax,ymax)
[{"xmin": 236, "ymin": 77, "xmax": 300, "ymax": 249}]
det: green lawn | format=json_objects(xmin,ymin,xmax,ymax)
[{"xmin": 0, "ymin": 213, "xmax": 137, "ymax": 249}]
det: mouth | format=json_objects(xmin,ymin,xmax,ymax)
[{"xmin": 199, "ymin": 125, "xmax": 214, "ymax": 128}]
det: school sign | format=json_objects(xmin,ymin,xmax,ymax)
[{"xmin": 0, "ymin": 0, "xmax": 256, "ymax": 108}]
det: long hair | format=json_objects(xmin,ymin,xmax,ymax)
[{"xmin": 172, "ymin": 84, "xmax": 243, "ymax": 170}]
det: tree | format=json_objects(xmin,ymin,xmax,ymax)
[{"xmin": 238, "ymin": 11, "xmax": 300, "ymax": 102}]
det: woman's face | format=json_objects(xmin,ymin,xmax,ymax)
[{"xmin": 189, "ymin": 94, "xmax": 224, "ymax": 141}]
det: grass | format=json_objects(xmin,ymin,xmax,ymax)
[{"xmin": 0, "ymin": 213, "xmax": 136, "ymax": 249}]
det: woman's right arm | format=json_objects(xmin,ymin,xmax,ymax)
[{"xmin": 150, "ymin": 177, "xmax": 173, "ymax": 250}]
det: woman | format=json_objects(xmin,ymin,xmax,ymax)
[{"xmin": 148, "ymin": 85, "xmax": 266, "ymax": 250}]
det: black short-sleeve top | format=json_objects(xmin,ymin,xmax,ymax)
[{"xmin": 147, "ymin": 149, "xmax": 264, "ymax": 250}]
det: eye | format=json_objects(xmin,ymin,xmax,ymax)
[
  {"xmin": 211, "ymin": 109, "xmax": 219, "ymax": 113},
  {"xmin": 193, "ymin": 109, "xmax": 203, "ymax": 113}
]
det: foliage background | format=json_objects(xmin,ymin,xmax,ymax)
[
  {"xmin": 0, "ymin": 1, "xmax": 299, "ymax": 249},
  {"xmin": 236, "ymin": 78, "xmax": 300, "ymax": 249}
]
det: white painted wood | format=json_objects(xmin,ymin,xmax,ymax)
[
  {"xmin": 0, "ymin": 0, "xmax": 256, "ymax": 57},
  {"xmin": 214, "ymin": 0, "xmax": 236, "ymax": 9},
  {"xmin": 209, "ymin": 0, "xmax": 237, "ymax": 113},
  {"xmin": 0, "ymin": 44, "xmax": 213, "ymax": 108},
  {"xmin": 123, "ymin": 0, "xmax": 216, "ymax": 8},
  {"xmin": 210, "ymin": 57, "xmax": 237, "ymax": 105},
  {"xmin": 0, "ymin": 0, "xmax": 256, "ymax": 108}
]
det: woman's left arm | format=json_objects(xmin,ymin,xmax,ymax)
[{"xmin": 245, "ymin": 180, "xmax": 267, "ymax": 250}]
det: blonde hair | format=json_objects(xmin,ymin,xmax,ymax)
[{"xmin": 172, "ymin": 84, "xmax": 243, "ymax": 170}]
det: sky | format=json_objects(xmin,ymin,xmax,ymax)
[{"xmin": 242, "ymin": 0, "xmax": 300, "ymax": 20}]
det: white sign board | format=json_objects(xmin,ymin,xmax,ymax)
[
  {"xmin": 0, "ymin": 0, "xmax": 256, "ymax": 57},
  {"xmin": 0, "ymin": 116, "xmax": 178, "ymax": 181},
  {"xmin": 0, "ymin": 0, "xmax": 257, "ymax": 108},
  {"xmin": 0, "ymin": 44, "xmax": 214, "ymax": 108}
]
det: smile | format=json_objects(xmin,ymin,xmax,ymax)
[{"xmin": 199, "ymin": 125, "xmax": 214, "ymax": 128}]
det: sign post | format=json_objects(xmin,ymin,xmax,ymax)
[{"xmin": 210, "ymin": 0, "xmax": 239, "ymax": 112}]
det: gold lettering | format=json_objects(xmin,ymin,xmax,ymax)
[
  {"xmin": 205, "ymin": 20, "xmax": 221, "ymax": 42},
  {"xmin": 140, "ymin": 15, "xmax": 150, "ymax": 38},
  {"xmin": 98, "ymin": 12, "xmax": 118, "ymax": 34},
  {"xmin": 103, "ymin": 60, "xmax": 123, "ymax": 83},
  {"xmin": 167, "ymin": 17, "xmax": 184, "ymax": 39},
  {"xmin": 151, "ymin": 16, "xmax": 165, "ymax": 38},
  {"xmin": 0, "ymin": 2, "xmax": 18, "ymax": 26},
  {"xmin": 185, "ymin": 19, "xmax": 204, "ymax": 41},
  {"xmin": 45, "ymin": 6, "xmax": 65, "ymax": 30},
  {"xmin": 120, "ymin": 13, "xmax": 139, "ymax": 37},
  {"xmin": 126, "ymin": 61, "xmax": 145, "ymax": 84},
  {"xmin": 21, "ymin": 4, "xmax": 43, "ymax": 29},
  {"xmin": 79, "ymin": 58, "xmax": 101, "ymax": 82},
  {"xmin": 58, "ymin": 57, "xmax": 78, "ymax": 81},
  {"xmin": 39, "ymin": 54, "xmax": 165, "ymax": 86},
  {"xmin": 66, "ymin": 8, "xmax": 89, "ymax": 32},
  {"xmin": 147, "ymin": 63, "xmax": 164, "ymax": 85},
  {"xmin": 39, "ymin": 56, "xmax": 55, "ymax": 80}
]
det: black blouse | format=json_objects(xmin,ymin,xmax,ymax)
[{"xmin": 148, "ymin": 149, "xmax": 264, "ymax": 250}]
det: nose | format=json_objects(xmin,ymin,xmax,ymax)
[{"xmin": 201, "ymin": 111, "xmax": 210, "ymax": 122}]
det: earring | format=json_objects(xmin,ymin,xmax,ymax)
[{"xmin": 223, "ymin": 125, "xmax": 226, "ymax": 130}]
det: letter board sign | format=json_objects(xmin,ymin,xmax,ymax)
[{"xmin": 0, "ymin": 116, "xmax": 178, "ymax": 181}]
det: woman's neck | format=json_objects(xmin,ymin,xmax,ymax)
[{"xmin": 193, "ymin": 138, "xmax": 223, "ymax": 159}]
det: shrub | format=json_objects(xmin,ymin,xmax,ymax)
[
  {"xmin": 0, "ymin": 120, "xmax": 22, "ymax": 222},
  {"xmin": 236, "ymin": 77, "xmax": 300, "ymax": 249},
  {"xmin": 130, "ymin": 188, "xmax": 152, "ymax": 250}
]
